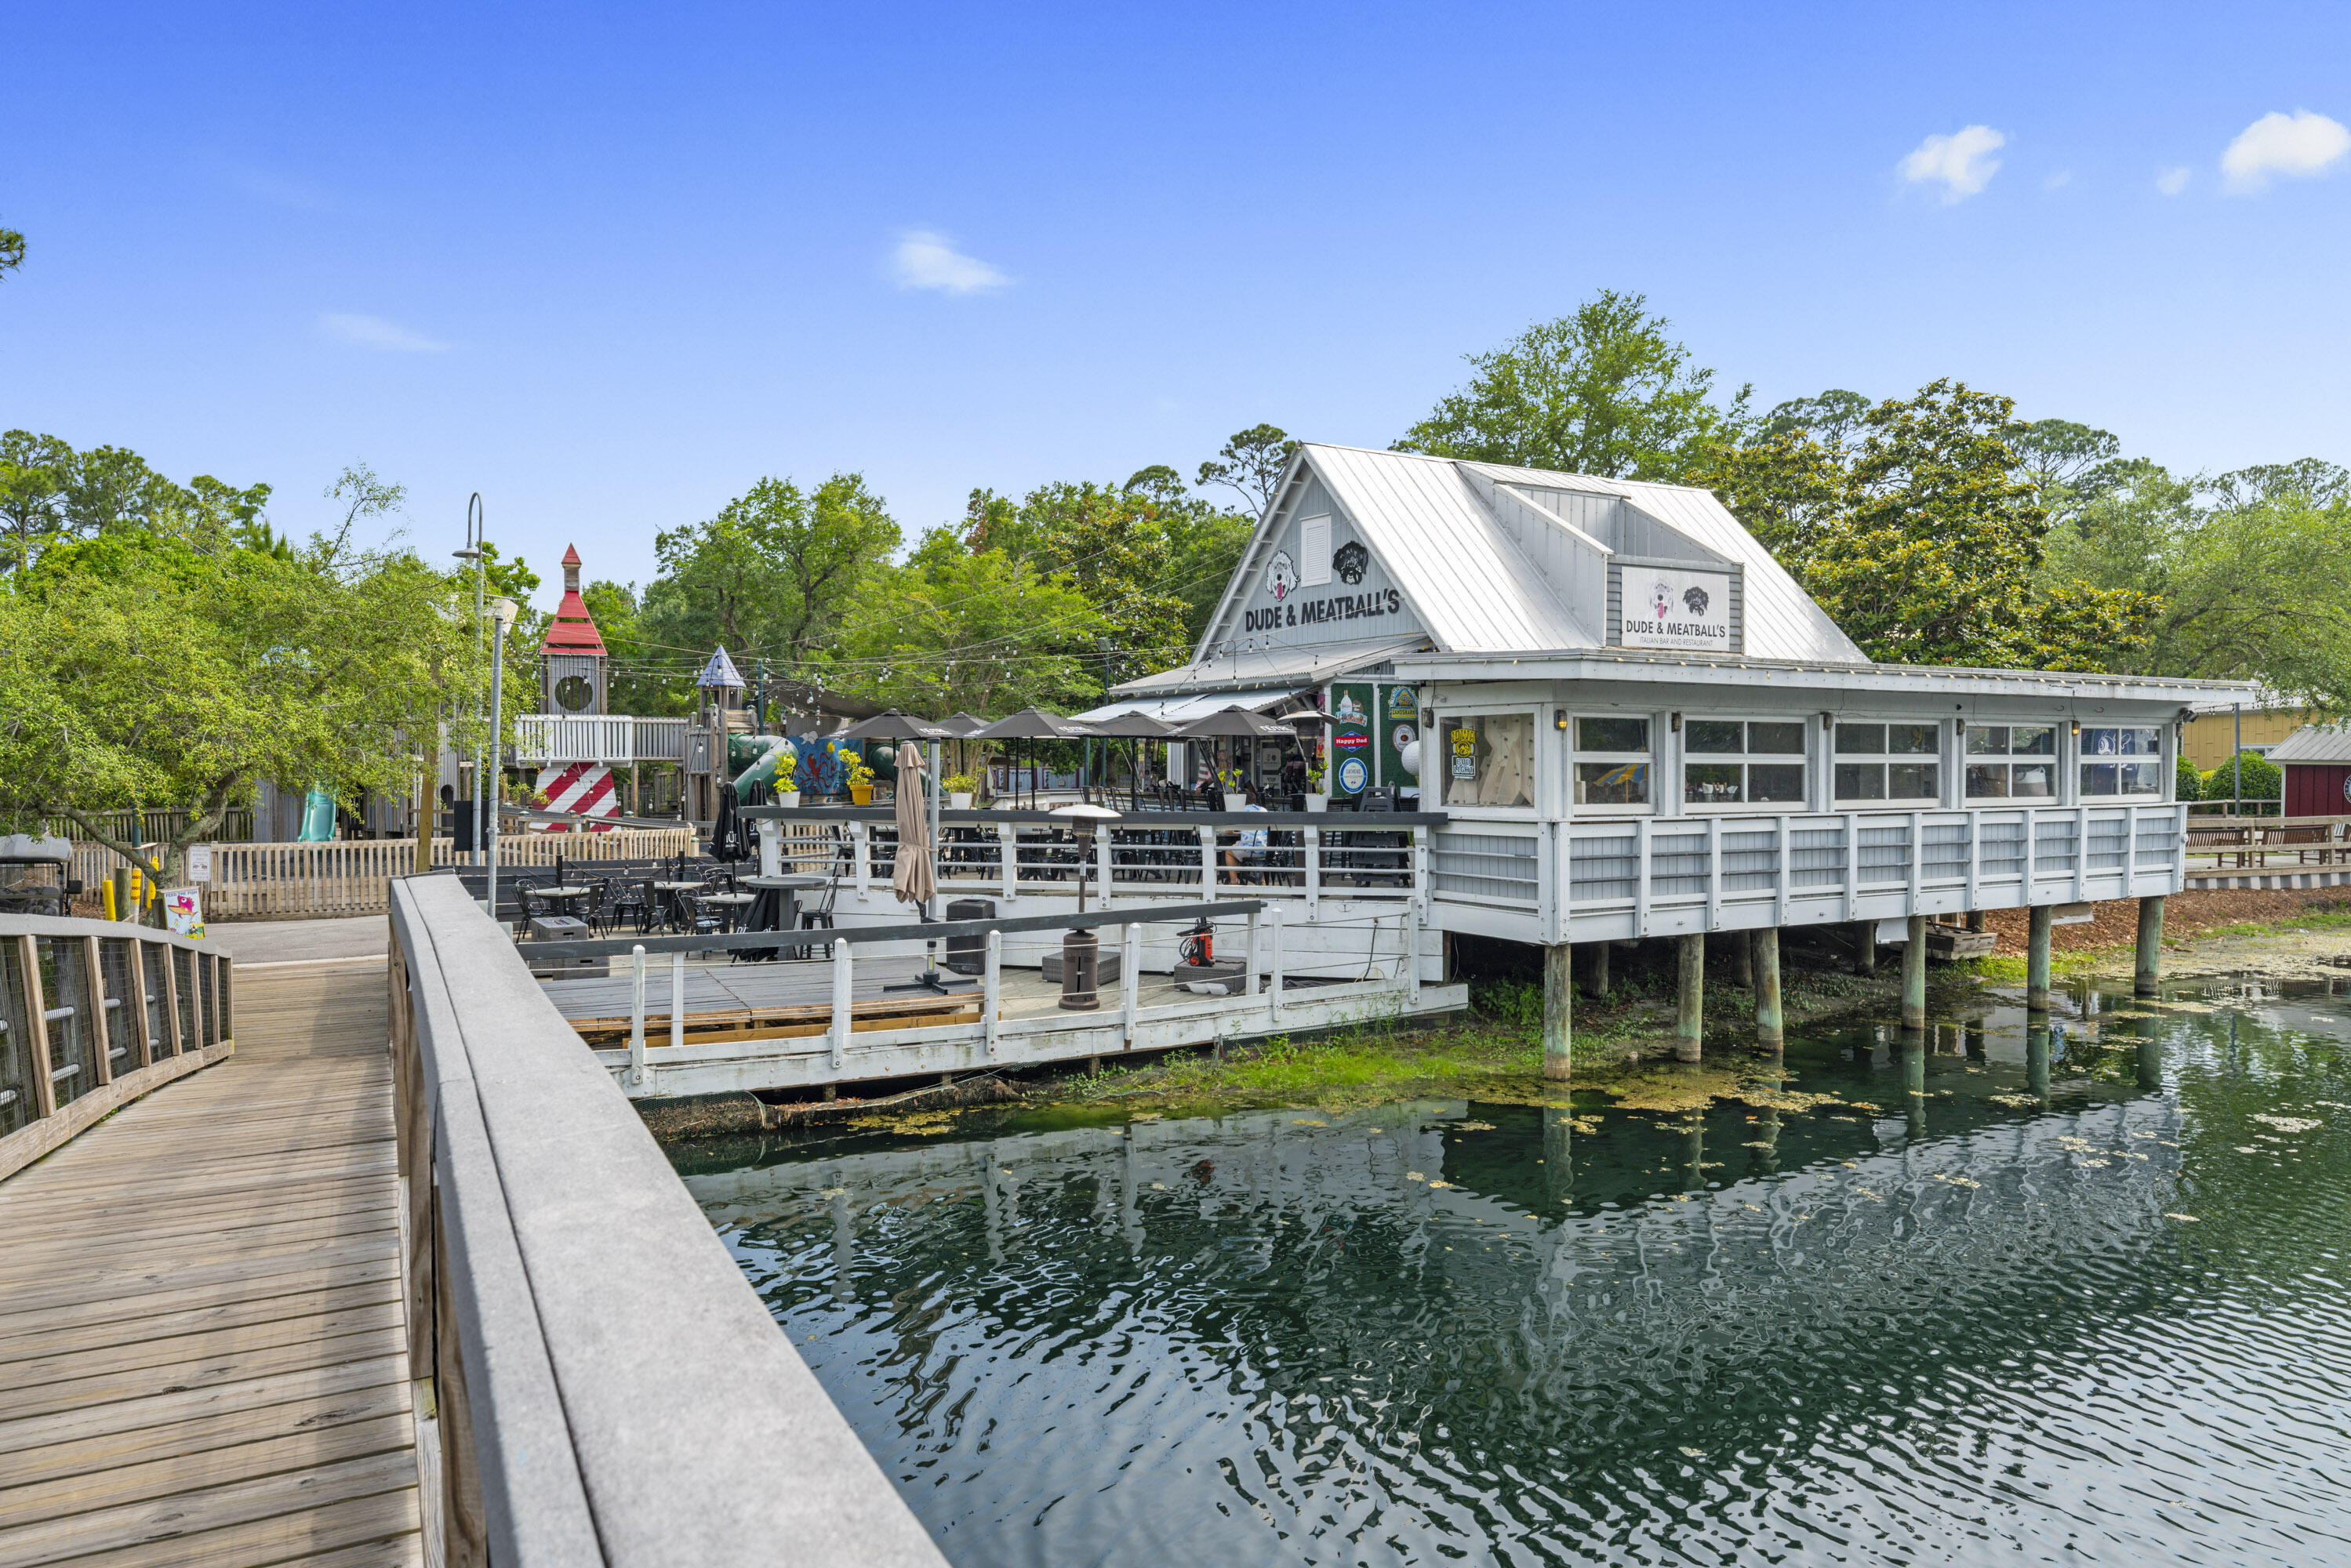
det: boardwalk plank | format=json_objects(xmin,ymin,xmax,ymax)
[{"xmin": 0, "ymin": 964, "xmax": 420, "ymax": 1561}]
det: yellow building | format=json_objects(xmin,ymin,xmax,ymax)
[{"xmin": 2183, "ymin": 698, "xmax": 2334, "ymax": 772}]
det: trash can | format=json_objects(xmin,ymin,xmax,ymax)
[{"xmin": 943, "ymin": 898, "xmax": 995, "ymax": 974}]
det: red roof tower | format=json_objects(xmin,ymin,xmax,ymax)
[{"xmin": 542, "ymin": 544, "xmax": 606, "ymax": 656}]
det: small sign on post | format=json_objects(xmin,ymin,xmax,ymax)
[
  {"xmin": 186, "ymin": 845, "xmax": 213, "ymax": 883},
  {"xmin": 162, "ymin": 887, "xmax": 205, "ymax": 939}
]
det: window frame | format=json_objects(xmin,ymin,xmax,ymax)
[
  {"xmin": 1435, "ymin": 708, "xmax": 1541, "ymax": 813},
  {"xmin": 1680, "ymin": 717, "xmax": 1811, "ymax": 813},
  {"xmin": 1961, "ymin": 722, "xmax": 2060, "ymax": 803},
  {"xmin": 2077, "ymin": 723, "xmax": 2167, "ymax": 800},
  {"xmin": 1568, "ymin": 713, "xmax": 1654, "ymax": 814},
  {"xmin": 1830, "ymin": 718, "xmax": 1945, "ymax": 809}
]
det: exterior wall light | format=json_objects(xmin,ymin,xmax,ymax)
[
  {"xmin": 1670, "ymin": 712, "xmax": 1682, "ymax": 732},
  {"xmin": 1554, "ymin": 709, "xmax": 1568, "ymax": 730}
]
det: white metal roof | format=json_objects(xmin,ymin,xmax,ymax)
[
  {"xmin": 1303, "ymin": 447, "xmax": 1590, "ymax": 654},
  {"xmin": 1459, "ymin": 461, "xmax": 1870, "ymax": 663},
  {"xmin": 1106, "ymin": 634, "xmax": 1429, "ymax": 701},
  {"xmin": 1073, "ymin": 689, "xmax": 1298, "ymax": 724},
  {"xmin": 2267, "ymin": 724, "xmax": 2351, "ymax": 763}
]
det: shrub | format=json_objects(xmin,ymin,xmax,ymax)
[
  {"xmin": 2175, "ymin": 755, "xmax": 2200, "ymax": 802},
  {"xmin": 2204, "ymin": 750, "xmax": 2282, "ymax": 811}
]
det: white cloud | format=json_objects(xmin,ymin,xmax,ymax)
[
  {"xmin": 318, "ymin": 313, "xmax": 448, "ymax": 353},
  {"xmin": 2043, "ymin": 169, "xmax": 2073, "ymax": 191},
  {"xmin": 2157, "ymin": 165, "xmax": 2192, "ymax": 196},
  {"xmin": 1899, "ymin": 125, "xmax": 2007, "ymax": 201},
  {"xmin": 889, "ymin": 230, "xmax": 1011, "ymax": 294},
  {"xmin": 2221, "ymin": 109, "xmax": 2350, "ymax": 191}
]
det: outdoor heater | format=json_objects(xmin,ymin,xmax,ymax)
[{"xmin": 1052, "ymin": 801, "xmax": 1120, "ymax": 1010}]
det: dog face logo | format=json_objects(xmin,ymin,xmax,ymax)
[
  {"xmin": 1683, "ymin": 585, "xmax": 1710, "ymax": 616},
  {"xmin": 1333, "ymin": 541, "xmax": 1369, "ymax": 585},
  {"xmin": 1266, "ymin": 550, "xmax": 1299, "ymax": 601}
]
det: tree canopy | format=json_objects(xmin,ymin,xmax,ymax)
[
  {"xmin": 1394, "ymin": 290, "xmax": 1751, "ymax": 481},
  {"xmin": 1696, "ymin": 381, "xmax": 2153, "ymax": 669}
]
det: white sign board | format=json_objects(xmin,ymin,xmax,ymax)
[
  {"xmin": 162, "ymin": 887, "xmax": 205, "ymax": 940},
  {"xmin": 186, "ymin": 845, "xmax": 213, "ymax": 883},
  {"xmin": 1619, "ymin": 568, "xmax": 1733, "ymax": 652}
]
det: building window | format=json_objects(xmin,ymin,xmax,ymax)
[
  {"xmin": 2080, "ymin": 726, "xmax": 2164, "ymax": 797},
  {"xmin": 1441, "ymin": 714, "xmax": 1535, "ymax": 808},
  {"xmin": 1833, "ymin": 721, "xmax": 1940, "ymax": 804},
  {"xmin": 1684, "ymin": 719, "xmax": 1808, "ymax": 808},
  {"xmin": 1964, "ymin": 724, "xmax": 2057, "ymax": 799},
  {"xmin": 1572, "ymin": 716, "xmax": 1650, "ymax": 808}
]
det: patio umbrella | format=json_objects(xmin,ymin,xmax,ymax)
[
  {"xmin": 838, "ymin": 709, "xmax": 956, "ymax": 742},
  {"xmin": 973, "ymin": 708, "xmax": 1101, "ymax": 808},
  {"xmin": 1173, "ymin": 706, "xmax": 1296, "ymax": 802},
  {"xmin": 891, "ymin": 742, "xmax": 936, "ymax": 907},
  {"xmin": 1083, "ymin": 711, "xmax": 1176, "ymax": 803}
]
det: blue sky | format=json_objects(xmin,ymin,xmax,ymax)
[{"xmin": 7, "ymin": 2, "xmax": 2348, "ymax": 612}]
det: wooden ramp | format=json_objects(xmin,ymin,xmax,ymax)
[{"xmin": 0, "ymin": 957, "xmax": 424, "ymax": 1567}]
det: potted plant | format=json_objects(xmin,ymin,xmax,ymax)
[
  {"xmin": 1303, "ymin": 759, "xmax": 1328, "ymax": 812},
  {"xmin": 847, "ymin": 760, "xmax": 878, "ymax": 805},
  {"xmin": 944, "ymin": 773, "xmax": 977, "ymax": 810},
  {"xmin": 777, "ymin": 753, "xmax": 800, "ymax": 811}
]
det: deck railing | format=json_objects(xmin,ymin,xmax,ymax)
[
  {"xmin": 1428, "ymin": 804, "xmax": 2189, "ymax": 942},
  {"xmin": 67, "ymin": 827, "xmax": 699, "ymax": 920},
  {"xmin": 511, "ymin": 713, "xmax": 689, "ymax": 764},
  {"xmin": 758, "ymin": 809, "xmax": 1439, "ymax": 916},
  {"xmin": 387, "ymin": 874, "xmax": 946, "ymax": 1566},
  {"xmin": 0, "ymin": 914, "xmax": 231, "ymax": 1181}
]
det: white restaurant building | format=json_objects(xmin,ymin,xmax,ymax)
[{"xmin": 1096, "ymin": 443, "xmax": 2248, "ymax": 1043}]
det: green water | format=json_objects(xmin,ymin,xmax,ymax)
[{"xmin": 677, "ymin": 978, "xmax": 2351, "ymax": 1566}]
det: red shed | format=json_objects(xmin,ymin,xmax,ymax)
[{"xmin": 2269, "ymin": 723, "xmax": 2351, "ymax": 816}]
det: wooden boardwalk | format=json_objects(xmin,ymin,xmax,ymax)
[{"xmin": 0, "ymin": 956, "xmax": 425, "ymax": 1567}]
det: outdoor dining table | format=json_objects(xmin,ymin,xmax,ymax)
[
  {"xmin": 745, "ymin": 873, "xmax": 825, "ymax": 935},
  {"xmin": 700, "ymin": 890, "xmax": 758, "ymax": 933},
  {"xmin": 537, "ymin": 884, "xmax": 593, "ymax": 916}
]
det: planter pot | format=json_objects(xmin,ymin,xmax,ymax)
[
  {"xmin": 1305, "ymin": 793, "xmax": 1328, "ymax": 813},
  {"xmin": 849, "ymin": 783, "xmax": 873, "ymax": 805},
  {"xmin": 782, "ymin": 790, "xmax": 801, "ymax": 810},
  {"xmin": 950, "ymin": 792, "xmax": 973, "ymax": 810}
]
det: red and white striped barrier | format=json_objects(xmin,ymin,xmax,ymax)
[{"xmin": 536, "ymin": 760, "xmax": 618, "ymax": 831}]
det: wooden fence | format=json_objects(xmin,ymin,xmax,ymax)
[{"xmin": 68, "ymin": 827, "xmax": 699, "ymax": 920}]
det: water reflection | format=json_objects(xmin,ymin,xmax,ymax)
[{"xmin": 681, "ymin": 981, "xmax": 2351, "ymax": 1567}]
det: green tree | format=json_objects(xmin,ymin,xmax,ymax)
[
  {"xmin": 0, "ymin": 430, "xmax": 276, "ymax": 578},
  {"xmin": 2044, "ymin": 458, "xmax": 2351, "ymax": 705},
  {"xmin": 1697, "ymin": 380, "xmax": 2153, "ymax": 669},
  {"xmin": 2204, "ymin": 750, "xmax": 2281, "ymax": 810},
  {"xmin": 0, "ymin": 222, "xmax": 22, "ymax": 281},
  {"xmin": 1761, "ymin": 389, "xmax": 1871, "ymax": 456},
  {"xmin": 2009, "ymin": 418, "xmax": 2124, "ymax": 521},
  {"xmin": 960, "ymin": 480, "xmax": 1191, "ymax": 678},
  {"xmin": 839, "ymin": 527, "xmax": 1105, "ymax": 720},
  {"xmin": 643, "ymin": 473, "xmax": 899, "ymax": 670},
  {"xmin": 1194, "ymin": 423, "xmax": 1298, "ymax": 514},
  {"xmin": 1395, "ymin": 289, "xmax": 1751, "ymax": 481},
  {"xmin": 1, "ymin": 528, "xmax": 498, "ymax": 887}
]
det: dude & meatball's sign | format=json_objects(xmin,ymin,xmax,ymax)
[{"xmin": 1619, "ymin": 568, "xmax": 1732, "ymax": 652}]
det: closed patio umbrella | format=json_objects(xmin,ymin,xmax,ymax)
[{"xmin": 891, "ymin": 742, "xmax": 936, "ymax": 907}]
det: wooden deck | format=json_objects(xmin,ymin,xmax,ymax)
[{"xmin": 0, "ymin": 956, "xmax": 425, "ymax": 1566}]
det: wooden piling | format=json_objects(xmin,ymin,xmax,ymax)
[
  {"xmin": 1674, "ymin": 933, "xmax": 1703, "ymax": 1062},
  {"xmin": 1900, "ymin": 915, "xmax": 1927, "ymax": 1030},
  {"xmin": 1584, "ymin": 940, "xmax": 1611, "ymax": 998},
  {"xmin": 1852, "ymin": 920, "xmax": 1876, "ymax": 977},
  {"xmin": 1542, "ymin": 942, "xmax": 1572, "ymax": 1081},
  {"xmin": 1754, "ymin": 927, "xmax": 1783, "ymax": 1047},
  {"xmin": 2026, "ymin": 904, "xmax": 2053, "ymax": 1012},
  {"xmin": 1730, "ymin": 931, "xmax": 1753, "ymax": 989},
  {"xmin": 2135, "ymin": 895, "xmax": 2165, "ymax": 997}
]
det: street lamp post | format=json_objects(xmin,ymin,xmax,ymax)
[
  {"xmin": 485, "ymin": 597, "xmax": 518, "ymax": 921},
  {"xmin": 454, "ymin": 494, "xmax": 488, "ymax": 866}
]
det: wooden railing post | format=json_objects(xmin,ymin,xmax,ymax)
[
  {"xmin": 20, "ymin": 936, "xmax": 55, "ymax": 1120},
  {"xmin": 126, "ymin": 934, "xmax": 154, "ymax": 1067},
  {"xmin": 1121, "ymin": 922, "xmax": 1141, "ymax": 1048},
  {"xmin": 1267, "ymin": 906, "xmax": 1285, "ymax": 1025},
  {"xmin": 83, "ymin": 936, "xmax": 112, "ymax": 1085},
  {"xmin": 830, "ymin": 938, "xmax": 853, "ymax": 1070},
  {"xmin": 983, "ymin": 931, "xmax": 1001, "ymax": 1060}
]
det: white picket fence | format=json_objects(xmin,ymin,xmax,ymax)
[{"xmin": 70, "ymin": 827, "xmax": 699, "ymax": 920}]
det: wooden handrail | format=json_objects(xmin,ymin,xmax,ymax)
[{"xmin": 387, "ymin": 875, "xmax": 947, "ymax": 1566}]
